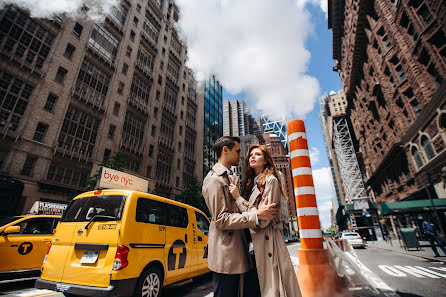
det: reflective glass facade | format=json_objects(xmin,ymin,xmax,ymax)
[{"xmin": 203, "ymin": 75, "xmax": 223, "ymax": 176}]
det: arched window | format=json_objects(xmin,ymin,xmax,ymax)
[
  {"xmin": 411, "ymin": 146, "xmax": 424, "ymax": 168},
  {"xmin": 421, "ymin": 135, "xmax": 435, "ymax": 160}
]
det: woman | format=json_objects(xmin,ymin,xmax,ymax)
[{"xmin": 229, "ymin": 144, "xmax": 301, "ymax": 297}]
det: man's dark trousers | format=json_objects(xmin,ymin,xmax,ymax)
[
  {"xmin": 213, "ymin": 272, "xmax": 240, "ymax": 297},
  {"xmin": 244, "ymin": 254, "xmax": 261, "ymax": 297}
]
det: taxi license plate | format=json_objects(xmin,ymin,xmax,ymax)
[{"xmin": 80, "ymin": 251, "xmax": 99, "ymax": 263}]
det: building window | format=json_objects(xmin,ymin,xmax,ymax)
[
  {"xmin": 44, "ymin": 93, "xmax": 58, "ymax": 112},
  {"xmin": 0, "ymin": 71, "xmax": 34, "ymax": 132},
  {"xmin": 417, "ymin": 4, "xmax": 433, "ymax": 26},
  {"xmin": 154, "ymin": 107, "xmax": 158, "ymax": 118},
  {"xmin": 21, "ymin": 155, "xmax": 37, "ymax": 176},
  {"xmin": 126, "ymin": 46, "xmax": 132, "ymax": 57},
  {"xmin": 121, "ymin": 110, "xmax": 146, "ymax": 154},
  {"xmin": 176, "ymin": 176, "xmax": 179, "ymax": 187},
  {"xmin": 133, "ymin": 16, "xmax": 139, "ymax": 26},
  {"xmin": 108, "ymin": 4, "xmax": 127, "ymax": 30},
  {"xmin": 64, "ymin": 43, "xmax": 75, "ymax": 59},
  {"xmin": 177, "ymin": 159, "xmax": 180, "ymax": 169},
  {"xmin": 55, "ymin": 67, "xmax": 67, "ymax": 84},
  {"xmin": 72, "ymin": 22, "xmax": 83, "ymax": 37},
  {"xmin": 151, "ymin": 125, "xmax": 156, "ymax": 136},
  {"xmin": 46, "ymin": 162, "xmax": 88, "ymax": 187},
  {"xmin": 57, "ymin": 105, "xmax": 100, "ymax": 158},
  {"xmin": 146, "ymin": 165, "xmax": 152, "ymax": 177},
  {"xmin": 75, "ymin": 59, "xmax": 111, "ymax": 109},
  {"xmin": 156, "ymin": 151, "xmax": 173, "ymax": 184},
  {"xmin": 130, "ymin": 30, "xmax": 135, "ymax": 41},
  {"xmin": 136, "ymin": 4, "xmax": 141, "ymax": 12},
  {"xmin": 117, "ymin": 81, "xmax": 124, "ymax": 95},
  {"xmin": 0, "ymin": 7, "xmax": 55, "ymax": 70},
  {"xmin": 129, "ymin": 75, "xmax": 151, "ymax": 113},
  {"xmin": 411, "ymin": 146, "xmax": 424, "ymax": 169},
  {"xmin": 421, "ymin": 135, "xmax": 435, "ymax": 160},
  {"xmin": 158, "ymin": 75, "xmax": 162, "ymax": 85},
  {"xmin": 33, "ymin": 122, "xmax": 48, "ymax": 142},
  {"xmin": 103, "ymin": 148, "xmax": 111, "ymax": 161},
  {"xmin": 156, "ymin": 90, "xmax": 160, "ymax": 101},
  {"xmin": 149, "ymin": 144, "xmax": 154, "ymax": 157},
  {"xmin": 108, "ymin": 124, "xmax": 116, "ymax": 139},
  {"xmin": 113, "ymin": 102, "xmax": 120, "ymax": 116},
  {"xmin": 122, "ymin": 63, "xmax": 128, "ymax": 75},
  {"xmin": 410, "ymin": 100, "xmax": 422, "ymax": 117},
  {"xmin": 179, "ymin": 125, "xmax": 182, "ymax": 135}
]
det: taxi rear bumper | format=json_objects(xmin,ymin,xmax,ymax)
[{"xmin": 35, "ymin": 278, "xmax": 138, "ymax": 297}]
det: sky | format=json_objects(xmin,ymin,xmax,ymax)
[
  {"xmin": 2, "ymin": 0, "xmax": 342, "ymax": 230},
  {"xmin": 179, "ymin": 0, "xmax": 343, "ymax": 230}
]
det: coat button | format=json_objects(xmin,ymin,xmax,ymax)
[
  {"xmin": 265, "ymin": 235, "xmax": 269, "ymax": 240},
  {"xmin": 268, "ymin": 253, "xmax": 272, "ymax": 257},
  {"xmin": 228, "ymin": 231, "xmax": 233, "ymax": 236}
]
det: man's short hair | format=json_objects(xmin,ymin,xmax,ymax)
[{"xmin": 214, "ymin": 136, "xmax": 240, "ymax": 157}]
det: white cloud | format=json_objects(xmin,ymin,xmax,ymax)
[
  {"xmin": 176, "ymin": 0, "xmax": 320, "ymax": 120},
  {"xmin": 309, "ymin": 147, "xmax": 320, "ymax": 166},
  {"xmin": 295, "ymin": 0, "xmax": 328, "ymax": 17},
  {"xmin": 312, "ymin": 167, "xmax": 336, "ymax": 230}
]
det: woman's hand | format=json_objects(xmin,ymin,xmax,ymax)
[{"xmin": 229, "ymin": 184, "xmax": 241, "ymax": 200}]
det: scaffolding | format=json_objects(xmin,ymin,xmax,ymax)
[
  {"xmin": 332, "ymin": 116, "xmax": 369, "ymax": 211},
  {"xmin": 261, "ymin": 115, "xmax": 288, "ymax": 151}
]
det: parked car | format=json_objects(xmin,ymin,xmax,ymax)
[
  {"xmin": 0, "ymin": 215, "xmax": 60, "ymax": 283},
  {"xmin": 341, "ymin": 232, "xmax": 366, "ymax": 248}
]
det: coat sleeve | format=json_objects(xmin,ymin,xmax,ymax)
[
  {"xmin": 257, "ymin": 176, "xmax": 281, "ymax": 229},
  {"xmin": 203, "ymin": 175, "xmax": 257, "ymax": 230},
  {"xmin": 234, "ymin": 197, "xmax": 253, "ymax": 212}
]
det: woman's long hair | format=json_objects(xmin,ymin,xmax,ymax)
[{"xmin": 241, "ymin": 144, "xmax": 287, "ymax": 201}]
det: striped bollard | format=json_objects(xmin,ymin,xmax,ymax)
[{"xmin": 287, "ymin": 120, "xmax": 351, "ymax": 297}]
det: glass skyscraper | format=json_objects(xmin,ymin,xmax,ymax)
[{"xmin": 203, "ymin": 75, "xmax": 223, "ymax": 176}]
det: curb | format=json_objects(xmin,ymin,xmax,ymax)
[{"xmin": 369, "ymin": 245, "xmax": 445, "ymax": 262}]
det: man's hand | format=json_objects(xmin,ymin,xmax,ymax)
[
  {"xmin": 257, "ymin": 199, "xmax": 277, "ymax": 220},
  {"xmin": 229, "ymin": 184, "xmax": 241, "ymax": 200}
]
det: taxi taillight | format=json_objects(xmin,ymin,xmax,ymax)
[
  {"xmin": 113, "ymin": 245, "xmax": 129, "ymax": 270},
  {"xmin": 43, "ymin": 242, "xmax": 52, "ymax": 265}
]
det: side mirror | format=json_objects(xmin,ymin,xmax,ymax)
[{"xmin": 3, "ymin": 226, "xmax": 20, "ymax": 234}]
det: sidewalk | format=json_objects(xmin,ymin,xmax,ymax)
[{"xmin": 367, "ymin": 239, "xmax": 446, "ymax": 261}]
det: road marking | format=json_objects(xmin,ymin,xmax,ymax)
[
  {"xmin": 344, "ymin": 252, "xmax": 397, "ymax": 296},
  {"xmin": 378, "ymin": 265, "xmax": 446, "ymax": 279},
  {"xmin": 9, "ymin": 289, "xmax": 56, "ymax": 297}
]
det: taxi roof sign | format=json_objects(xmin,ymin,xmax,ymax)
[
  {"xmin": 96, "ymin": 166, "xmax": 149, "ymax": 192},
  {"xmin": 28, "ymin": 201, "xmax": 67, "ymax": 215}
]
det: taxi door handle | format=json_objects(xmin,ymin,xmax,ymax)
[
  {"xmin": 198, "ymin": 236, "xmax": 203, "ymax": 242},
  {"xmin": 185, "ymin": 234, "xmax": 187, "ymax": 243}
]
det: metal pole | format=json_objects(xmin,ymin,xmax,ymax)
[{"xmin": 426, "ymin": 175, "xmax": 444, "ymax": 235}]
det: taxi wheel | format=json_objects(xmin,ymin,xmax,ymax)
[{"xmin": 135, "ymin": 266, "xmax": 163, "ymax": 297}]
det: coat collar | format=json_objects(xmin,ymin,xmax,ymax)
[
  {"xmin": 249, "ymin": 186, "xmax": 260, "ymax": 205},
  {"xmin": 212, "ymin": 163, "xmax": 230, "ymax": 176}
]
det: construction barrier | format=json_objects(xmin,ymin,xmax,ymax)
[{"xmin": 287, "ymin": 119, "xmax": 351, "ymax": 297}]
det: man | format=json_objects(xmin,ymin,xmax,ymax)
[
  {"xmin": 202, "ymin": 136, "xmax": 277, "ymax": 297},
  {"xmin": 422, "ymin": 218, "xmax": 446, "ymax": 257}
]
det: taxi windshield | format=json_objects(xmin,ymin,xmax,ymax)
[
  {"xmin": 61, "ymin": 195, "xmax": 125, "ymax": 222},
  {"xmin": 0, "ymin": 216, "xmax": 21, "ymax": 227}
]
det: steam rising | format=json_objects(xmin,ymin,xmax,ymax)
[
  {"xmin": 176, "ymin": 0, "xmax": 320, "ymax": 120},
  {"xmin": 0, "ymin": 0, "xmax": 120, "ymax": 20}
]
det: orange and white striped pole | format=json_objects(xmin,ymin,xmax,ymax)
[{"xmin": 287, "ymin": 120, "xmax": 350, "ymax": 297}]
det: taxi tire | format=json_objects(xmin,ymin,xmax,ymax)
[{"xmin": 134, "ymin": 266, "xmax": 164, "ymax": 297}]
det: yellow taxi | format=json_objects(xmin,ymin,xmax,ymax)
[
  {"xmin": 36, "ymin": 189, "xmax": 210, "ymax": 297},
  {"xmin": 0, "ymin": 214, "xmax": 60, "ymax": 283}
]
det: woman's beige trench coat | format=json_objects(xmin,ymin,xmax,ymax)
[{"xmin": 235, "ymin": 174, "xmax": 301, "ymax": 297}]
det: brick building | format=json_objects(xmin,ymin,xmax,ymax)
[
  {"xmin": 0, "ymin": 1, "xmax": 204, "ymax": 215},
  {"xmin": 263, "ymin": 134, "xmax": 298, "ymax": 235},
  {"xmin": 329, "ymin": 0, "xmax": 446, "ymax": 234}
]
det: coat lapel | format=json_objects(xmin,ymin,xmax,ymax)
[{"xmin": 249, "ymin": 186, "xmax": 260, "ymax": 206}]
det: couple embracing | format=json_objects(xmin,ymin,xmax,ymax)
[{"xmin": 202, "ymin": 136, "xmax": 301, "ymax": 297}]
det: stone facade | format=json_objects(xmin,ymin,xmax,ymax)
[
  {"xmin": 0, "ymin": 1, "xmax": 204, "ymax": 214},
  {"xmin": 329, "ymin": 0, "xmax": 446, "ymax": 204}
]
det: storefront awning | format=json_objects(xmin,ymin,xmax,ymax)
[{"xmin": 381, "ymin": 199, "xmax": 446, "ymax": 215}]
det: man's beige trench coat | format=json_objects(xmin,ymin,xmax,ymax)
[
  {"xmin": 235, "ymin": 174, "xmax": 301, "ymax": 297},
  {"xmin": 202, "ymin": 163, "xmax": 257, "ymax": 274}
]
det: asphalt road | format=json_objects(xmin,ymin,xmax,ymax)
[
  {"xmin": 355, "ymin": 246, "xmax": 446, "ymax": 297},
  {"xmin": 1, "ymin": 242, "xmax": 445, "ymax": 297}
]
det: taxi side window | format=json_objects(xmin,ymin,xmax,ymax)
[
  {"xmin": 16, "ymin": 218, "xmax": 53, "ymax": 235},
  {"xmin": 136, "ymin": 198, "xmax": 166, "ymax": 225},
  {"xmin": 166, "ymin": 204, "xmax": 188, "ymax": 228},
  {"xmin": 195, "ymin": 212, "xmax": 210, "ymax": 235}
]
